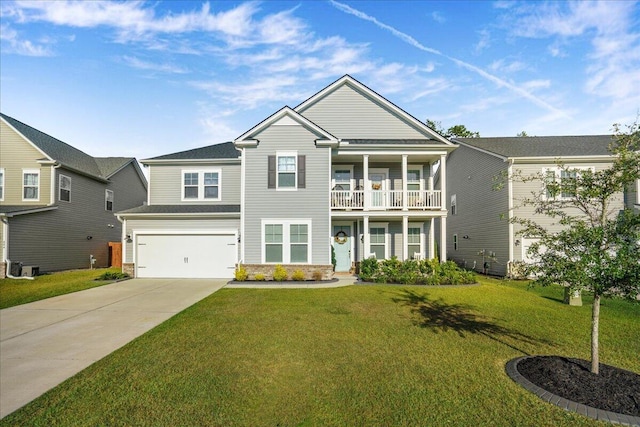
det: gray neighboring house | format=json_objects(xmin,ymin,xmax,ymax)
[
  {"xmin": 441, "ymin": 135, "xmax": 637, "ymax": 277},
  {"xmin": 0, "ymin": 113, "xmax": 148, "ymax": 277},
  {"xmin": 117, "ymin": 75, "xmax": 457, "ymax": 279}
]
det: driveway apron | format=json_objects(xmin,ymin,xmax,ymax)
[{"xmin": 0, "ymin": 278, "xmax": 226, "ymax": 419}]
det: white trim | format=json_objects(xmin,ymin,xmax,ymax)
[
  {"xmin": 507, "ymin": 161, "xmax": 514, "ymax": 265},
  {"xmin": 261, "ymin": 219, "xmax": 312, "ymax": 264},
  {"xmin": 142, "ymin": 158, "xmax": 241, "ymax": 165},
  {"xmin": 369, "ymin": 222, "xmax": 389, "ymax": 259},
  {"xmin": 1, "ymin": 217, "xmax": 8, "ymax": 263},
  {"xmin": 408, "ymin": 222, "xmax": 425, "ymax": 259},
  {"xmin": 331, "ymin": 165, "xmax": 355, "ymax": 190},
  {"xmin": 276, "ymin": 151, "xmax": 298, "ymax": 191},
  {"xmin": 0, "ymin": 168, "xmax": 4, "ymax": 202},
  {"xmin": 58, "ymin": 173, "xmax": 71, "ymax": 202},
  {"xmin": 181, "ymin": 168, "xmax": 222, "ymax": 201},
  {"xmin": 22, "ymin": 169, "xmax": 40, "ymax": 201},
  {"xmin": 105, "ymin": 189, "xmax": 114, "ymax": 211},
  {"xmin": 240, "ymin": 148, "xmax": 246, "ymax": 263},
  {"xmin": 407, "ymin": 164, "xmax": 424, "ymax": 190}
]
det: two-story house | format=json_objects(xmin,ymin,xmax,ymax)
[
  {"xmin": 0, "ymin": 113, "xmax": 148, "ymax": 277},
  {"xmin": 442, "ymin": 135, "xmax": 634, "ymax": 277},
  {"xmin": 117, "ymin": 75, "xmax": 456, "ymax": 279}
]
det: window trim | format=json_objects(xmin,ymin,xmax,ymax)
[
  {"xmin": 276, "ymin": 151, "xmax": 298, "ymax": 191},
  {"xmin": 22, "ymin": 169, "xmax": 40, "ymax": 201},
  {"xmin": 450, "ymin": 194, "xmax": 457, "ymax": 215},
  {"xmin": 105, "ymin": 189, "xmax": 114, "ymax": 211},
  {"xmin": 369, "ymin": 222, "xmax": 389, "ymax": 260},
  {"xmin": 261, "ymin": 219, "xmax": 312, "ymax": 264},
  {"xmin": 59, "ymin": 174, "xmax": 71, "ymax": 202},
  {"xmin": 542, "ymin": 166, "xmax": 595, "ymax": 201},
  {"xmin": 408, "ymin": 222, "xmax": 425, "ymax": 258},
  {"xmin": 0, "ymin": 168, "xmax": 4, "ymax": 202},
  {"xmin": 407, "ymin": 164, "xmax": 424, "ymax": 191},
  {"xmin": 181, "ymin": 168, "xmax": 222, "ymax": 201}
]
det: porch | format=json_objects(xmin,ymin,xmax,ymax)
[{"xmin": 331, "ymin": 189, "xmax": 442, "ymax": 210}]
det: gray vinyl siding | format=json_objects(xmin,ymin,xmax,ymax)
[
  {"xmin": 148, "ymin": 163, "xmax": 240, "ymax": 205},
  {"xmin": 510, "ymin": 160, "xmax": 624, "ymax": 262},
  {"xmin": 299, "ymin": 84, "xmax": 429, "ymax": 139},
  {"xmin": 0, "ymin": 121, "xmax": 52, "ymax": 204},
  {"xmin": 624, "ymin": 180, "xmax": 638, "ymax": 210},
  {"xmin": 243, "ymin": 122, "xmax": 331, "ymax": 264},
  {"xmin": 124, "ymin": 218, "xmax": 240, "ymax": 263},
  {"xmin": 106, "ymin": 163, "xmax": 147, "ymax": 212},
  {"xmin": 445, "ymin": 145, "xmax": 510, "ymax": 276}
]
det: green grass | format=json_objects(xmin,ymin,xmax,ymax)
[
  {"xmin": 2, "ymin": 277, "xmax": 638, "ymax": 426},
  {"xmin": 0, "ymin": 268, "xmax": 125, "ymax": 309}
]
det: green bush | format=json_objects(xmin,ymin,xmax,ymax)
[
  {"xmin": 358, "ymin": 257, "xmax": 475, "ymax": 286},
  {"xmin": 291, "ymin": 270, "xmax": 305, "ymax": 281},
  {"xmin": 95, "ymin": 271, "xmax": 129, "ymax": 281},
  {"xmin": 273, "ymin": 265, "xmax": 288, "ymax": 282},
  {"xmin": 234, "ymin": 265, "xmax": 248, "ymax": 281},
  {"xmin": 254, "ymin": 273, "xmax": 266, "ymax": 281}
]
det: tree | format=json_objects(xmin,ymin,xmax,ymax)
[
  {"xmin": 508, "ymin": 121, "xmax": 640, "ymax": 374},
  {"xmin": 516, "ymin": 131, "xmax": 529, "ymax": 137},
  {"xmin": 426, "ymin": 119, "xmax": 480, "ymax": 138}
]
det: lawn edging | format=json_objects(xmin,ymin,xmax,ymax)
[{"xmin": 225, "ymin": 278, "xmax": 354, "ymax": 289}]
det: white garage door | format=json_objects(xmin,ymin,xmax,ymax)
[{"xmin": 136, "ymin": 233, "xmax": 237, "ymax": 278}]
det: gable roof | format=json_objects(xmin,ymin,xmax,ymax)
[
  {"xmin": 234, "ymin": 106, "xmax": 338, "ymax": 147},
  {"xmin": 1, "ymin": 113, "xmax": 144, "ymax": 185},
  {"xmin": 454, "ymin": 135, "xmax": 615, "ymax": 159},
  {"xmin": 295, "ymin": 75, "xmax": 453, "ymax": 146},
  {"xmin": 144, "ymin": 142, "xmax": 240, "ymax": 163}
]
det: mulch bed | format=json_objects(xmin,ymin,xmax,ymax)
[{"xmin": 517, "ymin": 356, "xmax": 640, "ymax": 417}]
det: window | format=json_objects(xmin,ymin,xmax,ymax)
[
  {"xmin": 450, "ymin": 194, "xmax": 457, "ymax": 215},
  {"xmin": 369, "ymin": 224, "xmax": 388, "ymax": 259},
  {"xmin": 453, "ymin": 234, "xmax": 458, "ymax": 251},
  {"xmin": 0, "ymin": 168, "xmax": 4, "ymax": 201},
  {"xmin": 278, "ymin": 154, "xmax": 296, "ymax": 188},
  {"xmin": 560, "ymin": 170, "xmax": 577, "ymax": 199},
  {"xmin": 263, "ymin": 220, "xmax": 312, "ymax": 263},
  {"xmin": 59, "ymin": 174, "xmax": 71, "ymax": 202},
  {"xmin": 182, "ymin": 169, "xmax": 221, "ymax": 201},
  {"xmin": 408, "ymin": 225, "xmax": 423, "ymax": 257},
  {"xmin": 407, "ymin": 166, "xmax": 423, "ymax": 191},
  {"xmin": 543, "ymin": 167, "xmax": 592, "ymax": 200},
  {"xmin": 105, "ymin": 190, "xmax": 114, "ymax": 211},
  {"xmin": 23, "ymin": 169, "xmax": 39, "ymax": 201},
  {"xmin": 332, "ymin": 167, "xmax": 353, "ymax": 191}
]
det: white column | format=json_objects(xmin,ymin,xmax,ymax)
[
  {"xmin": 363, "ymin": 215, "xmax": 370, "ymax": 259},
  {"xmin": 402, "ymin": 215, "xmax": 409, "ymax": 260},
  {"xmin": 363, "ymin": 155, "xmax": 370, "ymax": 210},
  {"xmin": 440, "ymin": 154, "xmax": 447, "ymax": 211},
  {"xmin": 440, "ymin": 216, "xmax": 447, "ymax": 262},
  {"xmin": 402, "ymin": 154, "xmax": 408, "ymax": 211},
  {"xmin": 429, "ymin": 217, "xmax": 435, "ymax": 259}
]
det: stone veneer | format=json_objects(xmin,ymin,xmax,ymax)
[
  {"xmin": 241, "ymin": 264, "xmax": 334, "ymax": 281},
  {"xmin": 122, "ymin": 263, "xmax": 135, "ymax": 277}
]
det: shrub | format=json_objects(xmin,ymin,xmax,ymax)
[
  {"xmin": 95, "ymin": 271, "xmax": 129, "ymax": 281},
  {"xmin": 254, "ymin": 273, "xmax": 266, "ymax": 281},
  {"xmin": 359, "ymin": 257, "xmax": 379, "ymax": 282},
  {"xmin": 234, "ymin": 265, "xmax": 248, "ymax": 281},
  {"xmin": 273, "ymin": 265, "xmax": 288, "ymax": 282},
  {"xmin": 311, "ymin": 270, "xmax": 323, "ymax": 281},
  {"xmin": 291, "ymin": 270, "xmax": 305, "ymax": 281}
]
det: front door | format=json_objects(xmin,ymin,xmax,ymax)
[
  {"xmin": 333, "ymin": 225, "xmax": 352, "ymax": 272},
  {"xmin": 369, "ymin": 170, "xmax": 387, "ymax": 208}
]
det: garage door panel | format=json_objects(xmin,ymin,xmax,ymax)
[{"xmin": 136, "ymin": 233, "xmax": 236, "ymax": 278}]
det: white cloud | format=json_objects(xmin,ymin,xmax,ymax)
[
  {"xmin": 489, "ymin": 58, "xmax": 527, "ymax": 73},
  {"xmin": 122, "ymin": 56, "xmax": 188, "ymax": 74},
  {"xmin": 431, "ymin": 11, "xmax": 446, "ymax": 24},
  {"xmin": 0, "ymin": 23, "xmax": 53, "ymax": 56}
]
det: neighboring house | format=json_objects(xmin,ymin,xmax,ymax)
[
  {"xmin": 442, "ymin": 135, "xmax": 633, "ymax": 277},
  {"xmin": 117, "ymin": 75, "xmax": 456, "ymax": 279},
  {"xmin": 0, "ymin": 113, "xmax": 148, "ymax": 277}
]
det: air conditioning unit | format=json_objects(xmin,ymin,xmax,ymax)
[
  {"xmin": 22, "ymin": 266, "xmax": 39, "ymax": 277},
  {"xmin": 10, "ymin": 261, "xmax": 22, "ymax": 277}
]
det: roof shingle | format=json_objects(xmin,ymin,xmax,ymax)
[{"xmin": 454, "ymin": 135, "xmax": 615, "ymax": 158}]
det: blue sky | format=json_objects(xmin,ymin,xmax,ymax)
[{"xmin": 1, "ymin": 1, "xmax": 639, "ymax": 161}]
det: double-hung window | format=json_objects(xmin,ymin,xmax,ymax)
[
  {"xmin": 268, "ymin": 152, "xmax": 305, "ymax": 190},
  {"xmin": 277, "ymin": 154, "xmax": 296, "ymax": 189},
  {"xmin": 263, "ymin": 220, "xmax": 312, "ymax": 263},
  {"xmin": 369, "ymin": 223, "xmax": 388, "ymax": 259},
  {"xmin": 407, "ymin": 166, "xmax": 422, "ymax": 191},
  {"xmin": 182, "ymin": 169, "xmax": 221, "ymax": 201},
  {"xmin": 105, "ymin": 189, "xmax": 114, "ymax": 211},
  {"xmin": 543, "ymin": 167, "xmax": 592, "ymax": 200},
  {"xmin": 408, "ymin": 224, "xmax": 423, "ymax": 257},
  {"xmin": 23, "ymin": 169, "xmax": 40, "ymax": 201},
  {"xmin": 59, "ymin": 174, "xmax": 71, "ymax": 202}
]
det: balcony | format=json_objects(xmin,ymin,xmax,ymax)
[{"xmin": 331, "ymin": 190, "xmax": 442, "ymax": 210}]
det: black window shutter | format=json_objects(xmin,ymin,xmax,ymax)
[
  {"xmin": 268, "ymin": 155, "xmax": 276, "ymax": 189},
  {"xmin": 298, "ymin": 155, "xmax": 306, "ymax": 188}
]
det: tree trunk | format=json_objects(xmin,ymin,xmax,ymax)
[{"xmin": 591, "ymin": 293, "xmax": 600, "ymax": 374}]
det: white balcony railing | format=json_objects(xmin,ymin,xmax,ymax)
[{"xmin": 331, "ymin": 190, "xmax": 441, "ymax": 210}]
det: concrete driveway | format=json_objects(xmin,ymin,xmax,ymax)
[{"xmin": 0, "ymin": 278, "xmax": 227, "ymax": 419}]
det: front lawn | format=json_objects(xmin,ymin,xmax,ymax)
[
  {"xmin": 0, "ymin": 268, "xmax": 125, "ymax": 309},
  {"xmin": 2, "ymin": 277, "xmax": 638, "ymax": 426}
]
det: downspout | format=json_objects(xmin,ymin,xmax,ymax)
[
  {"xmin": 116, "ymin": 214, "xmax": 126, "ymax": 271},
  {"xmin": 50, "ymin": 163, "xmax": 61, "ymax": 205}
]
